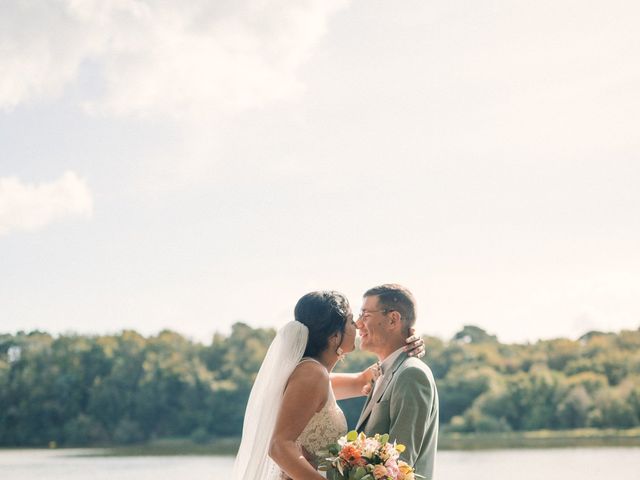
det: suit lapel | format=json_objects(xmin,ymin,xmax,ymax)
[
  {"xmin": 356, "ymin": 376, "xmax": 388, "ymax": 431},
  {"xmin": 356, "ymin": 352, "xmax": 409, "ymax": 431},
  {"xmin": 355, "ymin": 386, "xmax": 375, "ymax": 431}
]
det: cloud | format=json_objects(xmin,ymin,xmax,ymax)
[
  {"xmin": 0, "ymin": 1, "xmax": 102, "ymax": 110},
  {"xmin": 0, "ymin": 0, "xmax": 348, "ymax": 118},
  {"xmin": 0, "ymin": 172, "xmax": 93, "ymax": 236}
]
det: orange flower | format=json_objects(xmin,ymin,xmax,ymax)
[
  {"xmin": 398, "ymin": 461, "xmax": 413, "ymax": 480},
  {"xmin": 353, "ymin": 456, "xmax": 367, "ymax": 468},
  {"xmin": 339, "ymin": 444, "xmax": 362, "ymax": 466}
]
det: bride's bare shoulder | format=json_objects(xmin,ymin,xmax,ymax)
[
  {"xmin": 289, "ymin": 359, "xmax": 329, "ymax": 385},
  {"xmin": 285, "ymin": 360, "xmax": 330, "ymax": 410}
]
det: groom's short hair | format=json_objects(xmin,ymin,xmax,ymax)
[{"xmin": 364, "ymin": 284, "xmax": 416, "ymax": 329}]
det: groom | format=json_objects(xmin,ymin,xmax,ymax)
[{"xmin": 355, "ymin": 284, "xmax": 439, "ymax": 479}]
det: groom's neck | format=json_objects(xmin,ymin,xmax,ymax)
[{"xmin": 375, "ymin": 338, "xmax": 405, "ymax": 361}]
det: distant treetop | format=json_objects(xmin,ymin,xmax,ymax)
[{"xmin": 452, "ymin": 325, "xmax": 498, "ymax": 344}]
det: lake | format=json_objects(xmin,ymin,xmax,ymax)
[{"xmin": 1, "ymin": 448, "xmax": 638, "ymax": 479}]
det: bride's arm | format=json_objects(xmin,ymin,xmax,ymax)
[
  {"xmin": 331, "ymin": 367, "xmax": 378, "ymax": 401},
  {"xmin": 331, "ymin": 329, "xmax": 425, "ymax": 401},
  {"xmin": 269, "ymin": 363, "xmax": 329, "ymax": 480}
]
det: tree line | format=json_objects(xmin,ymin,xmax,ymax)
[{"xmin": 1, "ymin": 323, "xmax": 639, "ymax": 446}]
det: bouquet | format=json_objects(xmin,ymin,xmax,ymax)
[{"xmin": 319, "ymin": 430, "xmax": 421, "ymax": 480}]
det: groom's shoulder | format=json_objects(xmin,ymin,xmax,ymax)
[{"xmin": 397, "ymin": 357, "xmax": 436, "ymax": 385}]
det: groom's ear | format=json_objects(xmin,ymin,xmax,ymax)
[{"xmin": 387, "ymin": 310, "xmax": 403, "ymax": 330}]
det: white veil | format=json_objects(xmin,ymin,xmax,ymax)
[{"xmin": 232, "ymin": 320, "xmax": 309, "ymax": 480}]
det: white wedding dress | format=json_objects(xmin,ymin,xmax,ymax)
[{"xmin": 295, "ymin": 358, "xmax": 348, "ymax": 467}]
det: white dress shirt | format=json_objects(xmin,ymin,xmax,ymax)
[{"xmin": 371, "ymin": 346, "xmax": 405, "ymax": 397}]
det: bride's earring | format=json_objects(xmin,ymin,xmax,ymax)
[{"xmin": 336, "ymin": 346, "xmax": 345, "ymax": 362}]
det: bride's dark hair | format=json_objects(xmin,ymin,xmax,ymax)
[{"xmin": 294, "ymin": 291, "xmax": 350, "ymax": 357}]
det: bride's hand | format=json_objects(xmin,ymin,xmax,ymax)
[
  {"xmin": 360, "ymin": 362, "xmax": 381, "ymax": 395},
  {"xmin": 404, "ymin": 327, "xmax": 426, "ymax": 358}
]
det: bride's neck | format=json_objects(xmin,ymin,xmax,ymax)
[{"xmin": 313, "ymin": 351, "xmax": 338, "ymax": 372}]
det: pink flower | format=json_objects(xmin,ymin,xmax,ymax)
[
  {"xmin": 385, "ymin": 458, "xmax": 400, "ymax": 479},
  {"xmin": 373, "ymin": 464, "xmax": 388, "ymax": 479}
]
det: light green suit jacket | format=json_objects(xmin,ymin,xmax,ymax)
[{"xmin": 355, "ymin": 352, "xmax": 439, "ymax": 479}]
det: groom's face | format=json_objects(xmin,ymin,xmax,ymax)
[{"xmin": 356, "ymin": 295, "xmax": 391, "ymax": 354}]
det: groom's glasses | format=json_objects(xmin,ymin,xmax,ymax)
[{"xmin": 358, "ymin": 309, "xmax": 394, "ymax": 320}]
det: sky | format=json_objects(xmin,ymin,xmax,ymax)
[{"xmin": 1, "ymin": 0, "xmax": 639, "ymax": 344}]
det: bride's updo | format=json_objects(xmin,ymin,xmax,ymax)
[{"xmin": 294, "ymin": 291, "xmax": 351, "ymax": 357}]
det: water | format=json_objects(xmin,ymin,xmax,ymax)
[{"xmin": 1, "ymin": 448, "xmax": 639, "ymax": 479}]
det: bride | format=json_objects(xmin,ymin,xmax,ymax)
[{"xmin": 232, "ymin": 291, "xmax": 423, "ymax": 480}]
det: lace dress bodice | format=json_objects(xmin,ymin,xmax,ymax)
[{"xmin": 296, "ymin": 359, "xmax": 348, "ymax": 461}]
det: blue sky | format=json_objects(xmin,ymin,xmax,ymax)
[{"xmin": 1, "ymin": 1, "xmax": 639, "ymax": 343}]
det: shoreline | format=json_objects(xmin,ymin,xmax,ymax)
[
  {"xmin": 2, "ymin": 429, "xmax": 640, "ymax": 455},
  {"xmin": 438, "ymin": 428, "xmax": 640, "ymax": 450}
]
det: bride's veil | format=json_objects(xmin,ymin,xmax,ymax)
[{"xmin": 232, "ymin": 320, "xmax": 309, "ymax": 480}]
